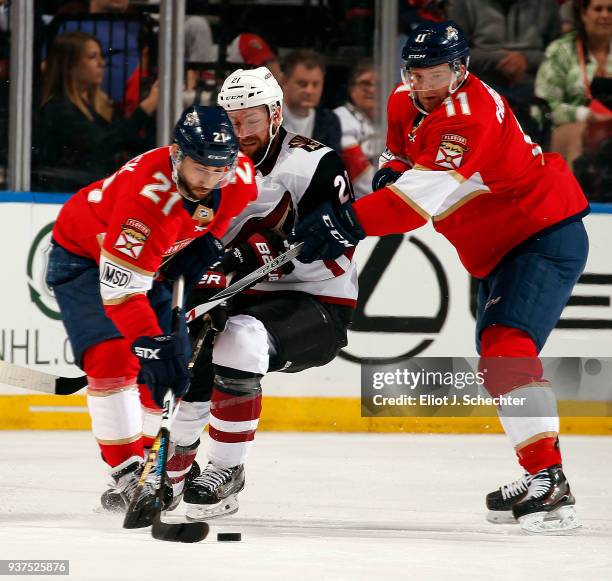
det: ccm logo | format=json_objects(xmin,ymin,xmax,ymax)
[
  {"xmin": 322, "ymin": 215, "xmax": 352, "ymax": 248},
  {"xmin": 100, "ymin": 263, "xmax": 132, "ymax": 288},
  {"xmin": 134, "ymin": 347, "xmax": 160, "ymax": 359}
]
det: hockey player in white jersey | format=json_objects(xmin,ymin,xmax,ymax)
[{"xmin": 163, "ymin": 67, "xmax": 358, "ymax": 519}]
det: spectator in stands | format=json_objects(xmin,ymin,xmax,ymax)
[
  {"xmin": 535, "ymin": 0, "xmax": 612, "ymax": 170},
  {"xmin": 281, "ymin": 49, "xmax": 342, "ymax": 153},
  {"xmin": 50, "ymin": 0, "xmax": 143, "ymax": 107},
  {"xmin": 449, "ymin": 0, "xmax": 561, "ymax": 102},
  {"xmin": 334, "ymin": 59, "xmax": 380, "ymax": 197},
  {"xmin": 182, "ymin": 15, "xmax": 282, "ymax": 106},
  {"xmin": 34, "ymin": 31, "xmax": 158, "ymax": 192}
]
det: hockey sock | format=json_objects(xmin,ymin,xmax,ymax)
[
  {"xmin": 138, "ymin": 384, "xmax": 161, "ymax": 449},
  {"xmin": 517, "ymin": 436, "xmax": 562, "ymax": 475},
  {"xmin": 83, "ymin": 340, "xmax": 144, "ymax": 467},
  {"xmin": 207, "ymin": 380, "xmax": 262, "ymax": 468},
  {"xmin": 167, "ymin": 440, "xmax": 200, "ymax": 496},
  {"xmin": 87, "ymin": 379, "xmax": 143, "ymax": 467}
]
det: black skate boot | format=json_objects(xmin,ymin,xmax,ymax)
[
  {"xmin": 100, "ymin": 456, "xmax": 143, "ymax": 512},
  {"xmin": 184, "ymin": 462, "xmax": 245, "ymax": 521},
  {"xmin": 486, "ymin": 473, "xmax": 533, "ymax": 523},
  {"xmin": 512, "ymin": 464, "xmax": 581, "ymax": 534}
]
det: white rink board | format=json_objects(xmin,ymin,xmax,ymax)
[{"xmin": 0, "ymin": 201, "xmax": 611, "ymax": 397}]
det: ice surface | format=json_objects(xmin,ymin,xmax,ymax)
[{"xmin": 0, "ymin": 432, "xmax": 610, "ymax": 581}]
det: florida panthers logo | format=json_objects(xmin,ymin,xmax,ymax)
[{"xmin": 434, "ymin": 134, "xmax": 468, "ymax": 170}]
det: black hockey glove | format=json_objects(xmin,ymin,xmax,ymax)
[
  {"xmin": 372, "ymin": 167, "xmax": 402, "ymax": 190},
  {"xmin": 132, "ymin": 334, "xmax": 191, "ymax": 408},
  {"xmin": 290, "ymin": 202, "xmax": 365, "ymax": 264},
  {"xmin": 159, "ymin": 233, "xmax": 225, "ymax": 286},
  {"xmin": 189, "ymin": 269, "xmax": 230, "ymax": 334},
  {"xmin": 229, "ymin": 230, "xmax": 294, "ymax": 282}
]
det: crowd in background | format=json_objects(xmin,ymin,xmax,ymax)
[{"xmin": 0, "ymin": 0, "xmax": 609, "ymax": 200}]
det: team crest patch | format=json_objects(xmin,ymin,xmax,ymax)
[
  {"xmin": 184, "ymin": 111, "xmax": 199, "ymax": 126},
  {"xmin": 113, "ymin": 219, "xmax": 150, "ymax": 259},
  {"xmin": 434, "ymin": 134, "xmax": 468, "ymax": 170},
  {"xmin": 288, "ymin": 135, "xmax": 324, "ymax": 152}
]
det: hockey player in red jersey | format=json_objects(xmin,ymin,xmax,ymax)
[
  {"xmin": 46, "ymin": 105, "xmax": 257, "ymax": 511},
  {"xmin": 291, "ymin": 22, "xmax": 589, "ymax": 534}
]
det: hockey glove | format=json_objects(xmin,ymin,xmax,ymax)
[
  {"xmin": 290, "ymin": 202, "xmax": 365, "ymax": 264},
  {"xmin": 190, "ymin": 269, "xmax": 229, "ymax": 333},
  {"xmin": 230, "ymin": 230, "xmax": 294, "ymax": 282},
  {"xmin": 372, "ymin": 167, "xmax": 402, "ymax": 190},
  {"xmin": 160, "ymin": 233, "xmax": 225, "ymax": 285},
  {"xmin": 132, "ymin": 334, "xmax": 191, "ymax": 408}
]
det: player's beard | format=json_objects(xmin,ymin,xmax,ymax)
[{"xmin": 176, "ymin": 170, "xmax": 213, "ymax": 204}]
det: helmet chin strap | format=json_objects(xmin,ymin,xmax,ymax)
[{"xmin": 253, "ymin": 103, "xmax": 282, "ymax": 168}]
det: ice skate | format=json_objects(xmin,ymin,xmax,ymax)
[
  {"xmin": 512, "ymin": 464, "xmax": 581, "ymax": 535},
  {"xmin": 100, "ymin": 456, "xmax": 144, "ymax": 512},
  {"xmin": 486, "ymin": 472, "xmax": 533, "ymax": 523},
  {"xmin": 184, "ymin": 462, "xmax": 245, "ymax": 521}
]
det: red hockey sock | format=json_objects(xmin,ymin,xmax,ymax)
[
  {"xmin": 208, "ymin": 386, "xmax": 262, "ymax": 467},
  {"xmin": 517, "ymin": 436, "xmax": 562, "ymax": 474}
]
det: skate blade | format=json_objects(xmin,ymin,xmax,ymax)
[
  {"xmin": 486, "ymin": 510, "xmax": 558, "ymax": 525},
  {"xmin": 185, "ymin": 494, "xmax": 239, "ymax": 521},
  {"xmin": 518, "ymin": 505, "xmax": 582, "ymax": 535}
]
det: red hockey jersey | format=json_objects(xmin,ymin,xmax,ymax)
[
  {"xmin": 353, "ymin": 74, "xmax": 589, "ymax": 278},
  {"xmin": 53, "ymin": 146, "xmax": 257, "ymax": 340}
]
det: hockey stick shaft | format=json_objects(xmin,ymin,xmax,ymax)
[
  {"xmin": 0, "ymin": 360, "xmax": 87, "ymax": 395},
  {"xmin": 185, "ymin": 242, "xmax": 304, "ymax": 322}
]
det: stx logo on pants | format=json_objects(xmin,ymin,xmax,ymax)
[{"xmin": 134, "ymin": 347, "xmax": 160, "ymax": 359}]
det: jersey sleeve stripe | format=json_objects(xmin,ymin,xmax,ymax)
[
  {"xmin": 100, "ymin": 249, "xmax": 156, "ymax": 276},
  {"xmin": 389, "ymin": 167, "xmax": 491, "ymax": 219},
  {"xmin": 387, "ymin": 184, "xmax": 431, "ymax": 220},
  {"xmin": 102, "ymin": 292, "xmax": 148, "ymax": 306},
  {"xmin": 434, "ymin": 172, "xmax": 491, "ymax": 219}
]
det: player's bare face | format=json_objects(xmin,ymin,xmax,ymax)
[
  {"xmin": 179, "ymin": 156, "xmax": 231, "ymax": 199},
  {"xmin": 77, "ymin": 40, "xmax": 105, "ymax": 88},
  {"xmin": 227, "ymin": 106, "xmax": 271, "ymax": 160},
  {"xmin": 404, "ymin": 64, "xmax": 463, "ymax": 113}
]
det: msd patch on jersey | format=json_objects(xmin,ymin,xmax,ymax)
[
  {"xmin": 114, "ymin": 220, "xmax": 150, "ymax": 259},
  {"xmin": 100, "ymin": 262, "xmax": 132, "ymax": 288},
  {"xmin": 435, "ymin": 134, "xmax": 468, "ymax": 170}
]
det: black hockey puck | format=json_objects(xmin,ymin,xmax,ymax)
[{"xmin": 217, "ymin": 532, "xmax": 241, "ymax": 542}]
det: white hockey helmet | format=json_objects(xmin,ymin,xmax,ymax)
[
  {"xmin": 218, "ymin": 66, "xmax": 283, "ymax": 115},
  {"xmin": 218, "ymin": 67, "xmax": 283, "ymax": 167}
]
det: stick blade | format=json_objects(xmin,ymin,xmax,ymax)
[
  {"xmin": 55, "ymin": 374, "xmax": 88, "ymax": 395},
  {"xmin": 151, "ymin": 513, "xmax": 209, "ymax": 543}
]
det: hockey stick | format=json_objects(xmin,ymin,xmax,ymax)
[
  {"xmin": 123, "ymin": 276, "xmax": 209, "ymax": 543},
  {"xmin": 0, "ymin": 360, "xmax": 87, "ymax": 395},
  {"xmin": 0, "ymin": 244, "xmax": 303, "ymax": 395},
  {"xmin": 185, "ymin": 241, "xmax": 304, "ymax": 323}
]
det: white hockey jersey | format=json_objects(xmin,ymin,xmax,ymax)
[
  {"xmin": 334, "ymin": 103, "xmax": 379, "ymax": 198},
  {"xmin": 221, "ymin": 128, "xmax": 358, "ymax": 307}
]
